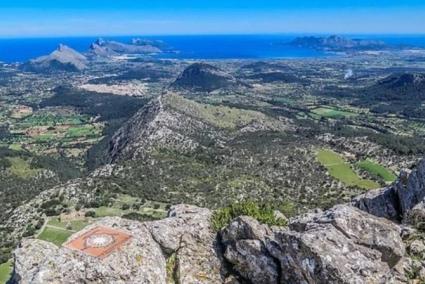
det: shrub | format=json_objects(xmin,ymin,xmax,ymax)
[
  {"xmin": 122, "ymin": 212, "xmax": 157, "ymax": 222},
  {"xmin": 211, "ymin": 201, "xmax": 287, "ymax": 232},
  {"xmin": 84, "ymin": 211, "xmax": 96, "ymax": 218}
]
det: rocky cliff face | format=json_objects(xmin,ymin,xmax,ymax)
[
  {"xmin": 353, "ymin": 158, "xmax": 425, "ymax": 222},
  {"xmin": 12, "ymin": 157, "xmax": 425, "ymax": 284}
]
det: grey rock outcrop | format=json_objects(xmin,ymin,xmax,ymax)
[
  {"xmin": 397, "ymin": 162, "xmax": 425, "ymax": 214},
  {"xmin": 354, "ymin": 159, "xmax": 425, "ymax": 224},
  {"xmin": 352, "ymin": 186, "xmax": 400, "ymax": 220},
  {"xmin": 10, "ymin": 203, "xmax": 410, "ymax": 284},
  {"xmin": 221, "ymin": 205, "xmax": 406, "ymax": 284}
]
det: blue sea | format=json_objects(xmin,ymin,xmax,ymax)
[{"xmin": 0, "ymin": 34, "xmax": 425, "ymax": 63}]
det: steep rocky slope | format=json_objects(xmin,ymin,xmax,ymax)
[
  {"xmin": 12, "ymin": 157, "xmax": 425, "ymax": 283},
  {"xmin": 22, "ymin": 44, "xmax": 88, "ymax": 72},
  {"xmin": 108, "ymin": 92, "xmax": 287, "ymax": 162}
]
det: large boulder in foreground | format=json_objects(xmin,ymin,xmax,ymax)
[
  {"xmin": 354, "ymin": 158, "xmax": 425, "ymax": 224},
  {"xmin": 221, "ymin": 205, "xmax": 406, "ymax": 284},
  {"xmin": 13, "ymin": 205, "xmax": 224, "ymax": 284}
]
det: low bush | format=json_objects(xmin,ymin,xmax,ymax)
[{"xmin": 211, "ymin": 201, "xmax": 287, "ymax": 231}]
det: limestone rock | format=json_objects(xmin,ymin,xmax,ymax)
[
  {"xmin": 397, "ymin": 160, "xmax": 425, "ymax": 215},
  {"xmin": 148, "ymin": 204, "xmax": 224, "ymax": 284},
  {"xmin": 221, "ymin": 217, "xmax": 278, "ymax": 283},
  {"xmin": 221, "ymin": 205, "xmax": 406, "ymax": 284},
  {"xmin": 290, "ymin": 205, "xmax": 404, "ymax": 267},
  {"xmin": 352, "ymin": 186, "xmax": 400, "ymax": 220},
  {"xmin": 354, "ymin": 158, "xmax": 425, "ymax": 223},
  {"xmin": 269, "ymin": 224, "xmax": 390, "ymax": 284}
]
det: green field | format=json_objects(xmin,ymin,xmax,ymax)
[
  {"xmin": 311, "ymin": 106, "xmax": 357, "ymax": 119},
  {"xmin": 35, "ymin": 196, "xmax": 167, "ymax": 246},
  {"xmin": 94, "ymin": 206, "xmax": 125, "ymax": 217},
  {"xmin": 0, "ymin": 261, "xmax": 12, "ymax": 284},
  {"xmin": 357, "ymin": 160, "xmax": 397, "ymax": 183},
  {"xmin": 37, "ymin": 227, "xmax": 73, "ymax": 246},
  {"xmin": 317, "ymin": 149, "xmax": 379, "ymax": 190},
  {"xmin": 66, "ymin": 125, "xmax": 99, "ymax": 138},
  {"xmin": 47, "ymin": 219, "xmax": 90, "ymax": 231}
]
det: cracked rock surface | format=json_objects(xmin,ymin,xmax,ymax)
[{"xmin": 221, "ymin": 206, "xmax": 406, "ymax": 284}]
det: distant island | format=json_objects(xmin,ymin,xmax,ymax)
[{"xmin": 289, "ymin": 35, "xmax": 388, "ymax": 52}]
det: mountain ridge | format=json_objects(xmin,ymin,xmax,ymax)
[{"xmin": 22, "ymin": 44, "xmax": 88, "ymax": 72}]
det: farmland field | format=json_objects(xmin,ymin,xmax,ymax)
[
  {"xmin": 47, "ymin": 218, "xmax": 90, "ymax": 231},
  {"xmin": 358, "ymin": 160, "xmax": 397, "ymax": 183},
  {"xmin": 0, "ymin": 260, "xmax": 12, "ymax": 284},
  {"xmin": 317, "ymin": 149, "xmax": 379, "ymax": 189},
  {"xmin": 37, "ymin": 227, "xmax": 73, "ymax": 246},
  {"xmin": 311, "ymin": 106, "xmax": 357, "ymax": 119}
]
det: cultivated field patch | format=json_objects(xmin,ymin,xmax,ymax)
[{"xmin": 317, "ymin": 149, "xmax": 379, "ymax": 189}]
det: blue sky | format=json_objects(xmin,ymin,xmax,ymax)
[{"xmin": 0, "ymin": 0, "xmax": 424, "ymax": 37}]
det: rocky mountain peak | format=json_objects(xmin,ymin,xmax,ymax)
[
  {"xmin": 171, "ymin": 63, "xmax": 241, "ymax": 92},
  {"xmin": 22, "ymin": 44, "xmax": 87, "ymax": 72}
]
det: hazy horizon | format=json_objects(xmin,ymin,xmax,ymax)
[{"xmin": 2, "ymin": 33, "xmax": 425, "ymax": 40}]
